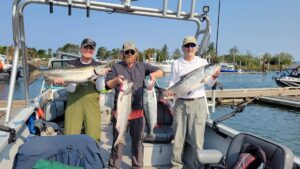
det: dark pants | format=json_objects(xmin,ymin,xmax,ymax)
[{"xmin": 108, "ymin": 116, "xmax": 145, "ymax": 169}]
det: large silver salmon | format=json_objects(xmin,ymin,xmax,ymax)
[
  {"xmin": 143, "ymin": 78, "xmax": 157, "ymax": 137},
  {"xmin": 168, "ymin": 64, "xmax": 220, "ymax": 96},
  {"xmin": 29, "ymin": 64, "xmax": 109, "ymax": 83},
  {"xmin": 114, "ymin": 80, "xmax": 133, "ymax": 147}
]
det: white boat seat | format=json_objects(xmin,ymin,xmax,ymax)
[{"xmin": 197, "ymin": 149, "xmax": 223, "ymax": 164}]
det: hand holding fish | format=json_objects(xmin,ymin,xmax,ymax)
[{"xmin": 53, "ymin": 77, "xmax": 64, "ymax": 85}]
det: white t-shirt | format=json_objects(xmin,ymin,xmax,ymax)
[{"xmin": 168, "ymin": 56, "xmax": 215, "ymax": 98}]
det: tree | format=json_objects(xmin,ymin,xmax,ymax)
[
  {"xmin": 96, "ymin": 47, "xmax": 107, "ymax": 60},
  {"xmin": 160, "ymin": 44, "xmax": 169, "ymax": 62},
  {"xmin": 56, "ymin": 43, "xmax": 80, "ymax": 55},
  {"xmin": 47, "ymin": 48, "xmax": 53, "ymax": 58},
  {"xmin": 37, "ymin": 49, "xmax": 47, "ymax": 58},
  {"xmin": 172, "ymin": 48, "xmax": 181, "ymax": 59},
  {"xmin": 229, "ymin": 46, "xmax": 239, "ymax": 65}
]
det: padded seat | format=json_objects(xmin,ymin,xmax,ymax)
[{"xmin": 225, "ymin": 133, "xmax": 294, "ymax": 169}]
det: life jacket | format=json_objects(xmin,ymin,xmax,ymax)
[{"xmin": 233, "ymin": 144, "xmax": 267, "ymax": 169}]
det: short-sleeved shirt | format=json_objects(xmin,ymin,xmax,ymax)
[
  {"xmin": 105, "ymin": 61, "xmax": 160, "ymax": 111},
  {"xmin": 169, "ymin": 56, "xmax": 214, "ymax": 99}
]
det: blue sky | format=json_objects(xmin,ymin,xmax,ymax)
[{"xmin": 1, "ymin": 0, "xmax": 299, "ymax": 60}]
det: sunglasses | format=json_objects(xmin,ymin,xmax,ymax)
[
  {"xmin": 124, "ymin": 49, "xmax": 135, "ymax": 55},
  {"xmin": 184, "ymin": 43, "xmax": 197, "ymax": 48}
]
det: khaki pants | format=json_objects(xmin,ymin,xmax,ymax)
[
  {"xmin": 171, "ymin": 98, "xmax": 208, "ymax": 169},
  {"xmin": 64, "ymin": 82, "xmax": 101, "ymax": 142}
]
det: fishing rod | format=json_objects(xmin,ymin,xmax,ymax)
[{"xmin": 212, "ymin": 97, "xmax": 257, "ymax": 137}]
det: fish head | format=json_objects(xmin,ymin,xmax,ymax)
[
  {"xmin": 94, "ymin": 64, "xmax": 110, "ymax": 76},
  {"xmin": 121, "ymin": 80, "xmax": 133, "ymax": 94}
]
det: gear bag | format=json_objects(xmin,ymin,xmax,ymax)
[{"xmin": 13, "ymin": 135, "xmax": 105, "ymax": 169}]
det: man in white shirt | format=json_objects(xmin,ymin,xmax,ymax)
[{"xmin": 169, "ymin": 36, "xmax": 220, "ymax": 169}]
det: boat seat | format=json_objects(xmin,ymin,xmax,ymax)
[
  {"xmin": 225, "ymin": 133, "xmax": 294, "ymax": 169},
  {"xmin": 196, "ymin": 133, "xmax": 294, "ymax": 169},
  {"xmin": 143, "ymin": 99, "xmax": 174, "ymax": 143}
]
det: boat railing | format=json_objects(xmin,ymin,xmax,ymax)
[{"xmin": 2, "ymin": 0, "xmax": 212, "ymax": 126}]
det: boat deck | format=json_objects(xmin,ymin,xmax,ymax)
[
  {"xmin": 99, "ymin": 113, "xmax": 172, "ymax": 169},
  {"xmin": 0, "ymin": 100, "xmax": 26, "ymax": 125}
]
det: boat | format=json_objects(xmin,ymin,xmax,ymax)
[
  {"xmin": 220, "ymin": 63, "xmax": 242, "ymax": 73},
  {"xmin": 0, "ymin": 54, "xmax": 22, "ymax": 81},
  {"xmin": 273, "ymin": 64, "xmax": 300, "ymax": 87},
  {"xmin": 0, "ymin": 0, "xmax": 299, "ymax": 169}
]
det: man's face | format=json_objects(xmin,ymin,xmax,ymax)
[
  {"xmin": 182, "ymin": 43, "xmax": 197, "ymax": 57},
  {"xmin": 123, "ymin": 49, "xmax": 136, "ymax": 65},
  {"xmin": 80, "ymin": 45, "xmax": 95, "ymax": 59}
]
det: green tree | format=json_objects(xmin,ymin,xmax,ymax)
[
  {"xmin": 229, "ymin": 46, "xmax": 239, "ymax": 65},
  {"xmin": 160, "ymin": 44, "xmax": 169, "ymax": 62},
  {"xmin": 96, "ymin": 46, "xmax": 107, "ymax": 60},
  {"xmin": 37, "ymin": 49, "xmax": 47, "ymax": 58},
  {"xmin": 172, "ymin": 48, "xmax": 181, "ymax": 59},
  {"xmin": 56, "ymin": 43, "xmax": 80, "ymax": 55},
  {"xmin": 47, "ymin": 48, "xmax": 53, "ymax": 58}
]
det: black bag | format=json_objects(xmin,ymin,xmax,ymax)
[
  {"xmin": 13, "ymin": 135, "xmax": 105, "ymax": 169},
  {"xmin": 234, "ymin": 144, "xmax": 267, "ymax": 169}
]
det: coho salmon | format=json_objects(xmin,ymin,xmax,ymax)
[
  {"xmin": 143, "ymin": 78, "xmax": 157, "ymax": 137},
  {"xmin": 114, "ymin": 80, "xmax": 133, "ymax": 147},
  {"xmin": 29, "ymin": 64, "xmax": 109, "ymax": 84},
  {"xmin": 167, "ymin": 64, "xmax": 220, "ymax": 97}
]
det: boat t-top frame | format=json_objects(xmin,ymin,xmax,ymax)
[{"xmin": 2, "ymin": 0, "xmax": 211, "ymax": 126}]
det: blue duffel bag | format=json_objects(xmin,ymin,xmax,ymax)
[{"xmin": 13, "ymin": 134, "xmax": 105, "ymax": 169}]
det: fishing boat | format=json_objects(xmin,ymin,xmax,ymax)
[
  {"xmin": 273, "ymin": 64, "xmax": 300, "ymax": 87},
  {"xmin": 0, "ymin": 0, "xmax": 299, "ymax": 169}
]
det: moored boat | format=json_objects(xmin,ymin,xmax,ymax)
[{"xmin": 273, "ymin": 64, "xmax": 300, "ymax": 87}]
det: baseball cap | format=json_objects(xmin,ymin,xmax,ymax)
[
  {"xmin": 122, "ymin": 41, "xmax": 136, "ymax": 51},
  {"xmin": 81, "ymin": 38, "xmax": 96, "ymax": 49},
  {"xmin": 183, "ymin": 36, "xmax": 197, "ymax": 46}
]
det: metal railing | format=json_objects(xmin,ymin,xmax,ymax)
[{"xmin": 2, "ymin": 0, "xmax": 212, "ymax": 126}]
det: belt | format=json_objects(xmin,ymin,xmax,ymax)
[{"xmin": 178, "ymin": 96, "xmax": 204, "ymax": 101}]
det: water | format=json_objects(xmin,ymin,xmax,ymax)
[{"xmin": 1, "ymin": 72, "xmax": 299, "ymax": 156}]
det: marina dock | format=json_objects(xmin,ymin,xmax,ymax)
[
  {"xmin": 206, "ymin": 87, "xmax": 300, "ymax": 99},
  {"xmin": 258, "ymin": 96, "xmax": 300, "ymax": 109}
]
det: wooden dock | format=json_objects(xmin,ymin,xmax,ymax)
[{"xmin": 206, "ymin": 87, "xmax": 300, "ymax": 99}]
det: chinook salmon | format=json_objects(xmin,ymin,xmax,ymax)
[
  {"xmin": 167, "ymin": 64, "xmax": 220, "ymax": 97},
  {"xmin": 114, "ymin": 80, "xmax": 133, "ymax": 147},
  {"xmin": 29, "ymin": 64, "xmax": 109, "ymax": 84},
  {"xmin": 143, "ymin": 78, "xmax": 157, "ymax": 138}
]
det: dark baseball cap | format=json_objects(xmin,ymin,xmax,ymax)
[{"xmin": 81, "ymin": 38, "xmax": 96, "ymax": 49}]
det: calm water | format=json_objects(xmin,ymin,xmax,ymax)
[{"xmin": 1, "ymin": 72, "xmax": 299, "ymax": 156}]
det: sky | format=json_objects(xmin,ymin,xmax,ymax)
[{"xmin": 0, "ymin": 0, "xmax": 300, "ymax": 60}]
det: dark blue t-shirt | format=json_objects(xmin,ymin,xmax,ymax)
[{"xmin": 105, "ymin": 61, "xmax": 160, "ymax": 111}]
